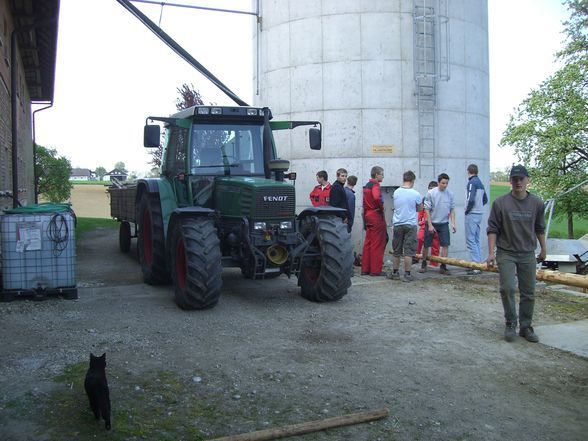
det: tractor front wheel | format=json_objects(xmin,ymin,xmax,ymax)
[
  {"xmin": 171, "ymin": 217, "xmax": 222, "ymax": 310},
  {"xmin": 298, "ymin": 215, "xmax": 353, "ymax": 302}
]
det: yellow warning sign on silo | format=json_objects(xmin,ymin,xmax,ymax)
[{"xmin": 371, "ymin": 144, "xmax": 395, "ymax": 154}]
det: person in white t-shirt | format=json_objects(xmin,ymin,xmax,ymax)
[{"xmin": 387, "ymin": 170, "xmax": 423, "ymax": 282}]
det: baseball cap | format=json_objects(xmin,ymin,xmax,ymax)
[{"xmin": 510, "ymin": 164, "xmax": 529, "ymax": 178}]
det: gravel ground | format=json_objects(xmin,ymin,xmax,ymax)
[{"xmin": 0, "ymin": 226, "xmax": 587, "ymax": 441}]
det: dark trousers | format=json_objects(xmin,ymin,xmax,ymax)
[{"xmin": 496, "ymin": 248, "xmax": 537, "ymax": 329}]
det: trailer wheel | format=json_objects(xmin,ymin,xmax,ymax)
[
  {"xmin": 138, "ymin": 193, "xmax": 170, "ymax": 284},
  {"xmin": 171, "ymin": 217, "xmax": 222, "ymax": 310},
  {"xmin": 298, "ymin": 216, "xmax": 353, "ymax": 302},
  {"xmin": 119, "ymin": 221, "xmax": 131, "ymax": 253}
]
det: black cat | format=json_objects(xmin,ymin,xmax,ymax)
[{"xmin": 84, "ymin": 352, "xmax": 111, "ymax": 430}]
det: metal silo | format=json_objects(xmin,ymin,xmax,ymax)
[{"xmin": 253, "ymin": 0, "xmax": 490, "ymax": 259}]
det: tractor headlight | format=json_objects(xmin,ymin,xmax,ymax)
[
  {"xmin": 197, "ymin": 107, "xmax": 210, "ymax": 115},
  {"xmin": 247, "ymin": 108, "xmax": 259, "ymax": 116},
  {"xmin": 279, "ymin": 221, "xmax": 293, "ymax": 230},
  {"xmin": 211, "ymin": 107, "xmax": 222, "ymax": 115},
  {"xmin": 253, "ymin": 222, "xmax": 266, "ymax": 231}
]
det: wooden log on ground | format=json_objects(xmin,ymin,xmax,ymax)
[
  {"xmin": 416, "ymin": 255, "xmax": 588, "ymax": 290},
  {"xmin": 209, "ymin": 408, "xmax": 389, "ymax": 441},
  {"xmin": 536, "ymin": 269, "xmax": 588, "ymax": 289},
  {"xmin": 416, "ymin": 255, "xmax": 499, "ymax": 273}
]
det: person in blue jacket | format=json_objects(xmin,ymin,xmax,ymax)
[{"xmin": 465, "ymin": 164, "xmax": 488, "ymax": 272}]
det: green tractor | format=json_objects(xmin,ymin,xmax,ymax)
[{"xmin": 117, "ymin": 105, "xmax": 353, "ymax": 310}]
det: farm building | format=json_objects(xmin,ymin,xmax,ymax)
[
  {"xmin": 69, "ymin": 168, "xmax": 95, "ymax": 181},
  {"xmin": 0, "ymin": 0, "xmax": 60, "ymax": 212},
  {"xmin": 104, "ymin": 169, "xmax": 128, "ymax": 182}
]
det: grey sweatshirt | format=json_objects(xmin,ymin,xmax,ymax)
[
  {"xmin": 487, "ymin": 192, "xmax": 545, "ymax": 253},
  {"xmin": 424, "ymin": 187, "xmax": 455, "ymax": 224}
]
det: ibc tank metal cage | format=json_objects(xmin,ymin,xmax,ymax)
[{"xmin": 0, "ymin": 203, "xmax": 78, "ymax": 301}]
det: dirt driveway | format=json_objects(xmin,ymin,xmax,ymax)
[{"xmin": 0, "ymin": 226, "xmax": 587, "ymax": 441}]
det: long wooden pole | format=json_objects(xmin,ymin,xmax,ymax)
[
  {"xmin": 417, "ymin": 255, "xmax": 588, "ymax": 290},
  {"xmin": 209, "ymin": 408, "xmax": 389, "ymax": 441}
]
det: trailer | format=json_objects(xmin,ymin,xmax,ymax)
[{"xmin": 107, "ymin": 183, "xmax": 137, "ymax": 253}]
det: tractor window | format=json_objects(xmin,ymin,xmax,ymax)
[
  {"xmin": 163, "ymin": 126, "xmax": 189, "ymax": 176},
  {"xmin": 190, "ymin": 123, "xmax": 264, "ymax": 176}
]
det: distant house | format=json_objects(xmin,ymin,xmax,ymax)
[
  {"xmin": 70, "ymin": 168, "xmax": 95, "ymax": 181},
  {"xmin": 104, "ymin": 169, "xmax": 128, "ymax": 182}
]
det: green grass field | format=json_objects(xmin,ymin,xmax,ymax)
[
  {"xmin": 75, "ymin": 217, "xmax": 118, "ymax": 240},
  {"xmin": 490, "ymin": 184, "xmax": 588, "ymax": 239}
]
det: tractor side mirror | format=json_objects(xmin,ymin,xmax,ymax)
[
  {"xmin": 144, "ymin": 125, "xmax": 161, "ymax": 147},
  {"xmin": 309, "ymin": 128, "xmax": 321, "ymax": 150}
]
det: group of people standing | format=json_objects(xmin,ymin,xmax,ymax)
[
  {"xmin": 309, "ymin": 168, "xmax": 357, "ymax": 233},
  {"xmin": 308, "ymin": 163, "xmax": 547, "ymax": 344},
  {"xmin": 359, "ymin": 167, "xmax": 463, "ymax": 280}
]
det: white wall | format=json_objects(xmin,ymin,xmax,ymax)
[{"xmin": 254, "ymin": 0, "xmax": 490, "ymax": 259}]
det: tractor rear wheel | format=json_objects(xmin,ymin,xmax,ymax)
[
  {"xmin": 298, "ymin": 215, "xmax": 353, "ymax": 302},
  {"xmin": 119, "ymin": 221, "xmax": 131, "ymax": 253},
  {"xmin": 138, "ymin": 193, "xmax": 170, "ymax": 284},
  {"xmin": 171, "ymin": 217, "xmax": 222, "ymax": 310}
]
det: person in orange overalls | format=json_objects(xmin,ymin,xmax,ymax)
[
  {"xmin": 361, "ymin": 166, "xmax": 387, "ymax": 276},
  {"xmin": 309, "ymin": 170, "xmax": 331, "ymax": 207}
]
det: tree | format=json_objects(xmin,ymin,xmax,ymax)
[
  {"xmin": 114, "ymin": 161, "xmax": 127, "ymax": 173},
  {"xmin": 148, "ymin": 83, "xmax": 205, "ymax": 168},
  {"xmin": 558, "ymin": 0, "xmax": 588, "ymax": 61},
  {"xmin": 175, "ymin": 83, "xmax": 204, "ymax": 111},
  {"xmin": 500, "ymin": 0, "xmax": 588, "ymax": 238},
  {"xmin": 490, "ymin": 167, "xmax": 510, "ymax": 183},
  {"xmin": 35, "ymin": 145, "xmax": 73, "ymax": 203},
  {"xmin": 95, "ymin": 166, "xmax": 107, "ymax": 180}
]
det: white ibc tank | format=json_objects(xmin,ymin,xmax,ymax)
[
  {"xmin": 254, "ymin": 0, "xmax": 490, "ymax": 259},
  {"xmin": 1, "ymin": 206, "xmax": 77, "ymax": 293}
]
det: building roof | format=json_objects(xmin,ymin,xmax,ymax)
[
  {"xmin": 71, "ymin": 168, "xmax": 92, "ymax": 177},
  {"xmin": 106, "ymin": 169, "xmax": 128, "ymax": 176},
  {"xmin": 10, "ymin": 0, "xmax": 60, "ymax": 102}
]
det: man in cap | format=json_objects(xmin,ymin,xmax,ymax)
[{"xmin": 486, "ymin": 165, "xmax": 547, "ymax": 343}]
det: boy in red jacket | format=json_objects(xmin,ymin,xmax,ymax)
[{"xmin": 309, "ymin": 170, "xmax": 331, "ymax": 207}]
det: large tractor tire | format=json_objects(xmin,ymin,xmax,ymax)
[
  {"xmin": 138, "ymin": 193, "xmax": 170, "ymax": 284},
  {"xmin": 171, "ymin": 217, "xmax": 222, "ymax": 310},
  {"xmin": 298, "ymin": 215, "xmax": 353, "ymax": 302}
]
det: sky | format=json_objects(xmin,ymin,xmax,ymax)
[
  {"xmin": 488, "ymin": 0, "xmax": 568, "ymax": 171},
  {"xmin": 34, "ymin": 0, "xmax": 571, "ymax": 175}
]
